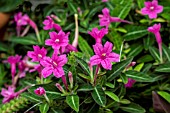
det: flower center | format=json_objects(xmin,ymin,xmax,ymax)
[
  {"xmin": 53, "ymin": 61, "xmax": 58, "ymax": 66},
  {"xmin": 150, "ymin": 6, "xmax": 154, "ymax": 10},
  {"xmin": 38, "ymin": 54, "xmax": 42, "ymax": 58},
  {"xmin": 102, "ymin": 53, "xmax": 106, "ymax": 56},
  {"xmin": 55, "ymin": 39, "xmax": 60, "ymax": 43}
]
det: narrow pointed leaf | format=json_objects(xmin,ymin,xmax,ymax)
[
  {"xmin": 162, "ymin": 44, "xmax": 170, "ymax": 62},
  {"xmin": 149, "ymin": 47, "xmax": 160, "ymax": 62},
  {"xmin": 120, "ymin": 103, "xmax": 146, "ymax": 113},
  {"xmin": 66, "ymin": 95, "xmax": 79, "ymax": 112},
  {"xmin": 105, "ymin": 91, "xmax": 120, "ymax": 102},
  {"xmin": 155, "ymin": 63, "xmax": 170, "ymax": 73},
  {"xmin": 39, "ymin": 103, "xmax": 49, "ymax": 113},
  {"xmin": 107, "ymin": 57, "xmax": 133, "ymax": 81},
  {"xmin": 157, "ymin": 91, "xmax": 170, "ymax": 103},
  {"xmin": 92, "ymin": 85, "xmax": 106, "ymax": 106}
]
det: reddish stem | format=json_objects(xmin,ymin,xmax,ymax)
[{"xmin": 61, "ymin": 75, "xmax": 68, "ymax": 91}]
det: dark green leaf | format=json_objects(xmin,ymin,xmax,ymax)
[
  {"xmin": 120, "ymin": 103, "xmax": 146, "ymax": 113},
  {"xmin": 149, "ymin": 46, "xmax": 160, "ymax": 62},
  {"xmin": 10, "ymin": 36, "xmax": 39, "ymax": 45},
  {"xmin": 107, "ymin": 57, "xmax": 133, "ymax": 81},
  {"xmin": 92, "ymin": 85, "xmax": 106, "ymax": 106},
  {"xmin": 105, "ymin": 91, "xmax": 120, "ymax": 102},
  {"xmin": 155, "ymin": 63, "xmax": 170, "ymax": 73},
  {"xmin": 128, "ymin": 45, "xmax": 143, "ymax": 57},
  {"xmin": 66, "ymin": 95, "xmax": 79, "ymax": 112},
  {"xmin": 21, "ymin": 92, "xmax": 43, "ymax": 102},
  {"xmin": 137, "ymin": 55, "xmax": 154, "ymax": 63},
  {"xmin": 162, "ymin": 43, "xmax": 170, "ymax": 62},
  {"xmin": 77, "ymin": 84, "xmax": 93, "ymax": 92}
]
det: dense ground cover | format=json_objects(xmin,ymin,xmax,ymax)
[{"xmin": 0, "ymin": 0, "xmax": 170, "ymax": 113}]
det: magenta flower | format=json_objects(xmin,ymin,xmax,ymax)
[
  {"xmin": 45, "ymin": 31, "xmax": 70, "ymax": 50},
  {"xmin": 14, "ymin": 12, "xmax": 29, "ymax": 26},
  {"xmin": 88, "ymin": 28, "xmax": 108, "ymax": 44},
  {"xmin": 34, "ymin": 87, "xmax": 46, "ymax": 96},
  {"xmin": 141, "ymin": 0, "xmax": 163, "ymax": 19},
  {"xmin": 18, "ymin": 61, "xmax": 29, "ymax": 78},
  {"xmin": 102, "ymin": 0, "xmax": 108, "ymax": 2},
  {"xmin": 148, "ymin": 23, "xmax": 162, "ymax": 62},
  {"xmin": 1, "ymin": 87, "xmax": 16, "ymax": 103},
  {"xmin": 98, "ymin": 8, "xmax": 131, "ymax": 28},
  {"xmin": 27, "ymin": 45, "xmax": 47, "ymax": 62},
  {"xmin": 43, "ymin": 16, "xmax": 61, "ymax": 31},
  {"xmin": 40, "ymin": 53, "xmax": 68, "ymax": 78},
  {"xmin": 125, "ymin": 78, "xmax": 136, "ymax": 88},
  {"xmin": 7, "ymin": 55, "xmax": 21, "ymax": 81},
  {"xmin": 90, "ymin": 41, "xmax": 120, "ymax": 70}
]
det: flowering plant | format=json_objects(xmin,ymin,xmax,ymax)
[{"xmin": 1, "ymin": 0, "xmax": 170, "ymax": 113}]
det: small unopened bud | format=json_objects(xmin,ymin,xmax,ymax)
[
  {"xmin": 50, "ymin": 14, "xmax": 61, "ymax": 22},
  {"xmin": 126, "ymin": 61, "xmax": 136, "ymax": 70},
  {"xmin": 68, "ymin": 71, "xmax": 73, "ymax": 88},
  {"xmin": 34, "ymin": 87, "xmax": 45, "ymax": 96},
  {"xmin": 56, "ymin": 83, "xmax": 65, "ymax": 93}
]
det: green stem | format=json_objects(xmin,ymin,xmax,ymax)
[
  {"xmin": 35, "ymin": 28, "xmax": 41, "ymax": 44},
  {"xmin": 44, "ymin": 94, "xmax": 50, "ymax": 104}
]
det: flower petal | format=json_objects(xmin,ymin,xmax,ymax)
[
  {"xmin": 90, "ymin": 55, "xmax": 101, "ymax": 66},
  {"xmin": 101, "ymin": 59, "xmax": 112, "ymax": 70},
  {"xmin": 93, "ymin": 43, "xmax": 103, "ymax": 55},
  {"xmin": 103, "ymin": 41, "xmax": 113, "ymax": 54},
  {"xmin": 53, "ymin": 67, "xmax": 64, "ymax": 78},
  {"xmin": 41, "ymin": 67, "xmax": 53, "ymax": 78}
]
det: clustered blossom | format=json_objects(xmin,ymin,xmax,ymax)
[
  {"xmin": 98, "ymin": 8, "xmax": 131, "ymax": 28},
  {"xmin": 34, "ymin": 87, "xmax": 46, "ymax": 96},
  {"xmin": 141, "ymin": 0, "xmax": 163, "ymax": 19},
  {"xmin": 43, "ymin": 16, "xmax": 61, "ymax": 31},
  {"xmin": 88, "ymin": 28, "xmax": 108, "ymax": 44},
  {"xmin": 90, "ymin": 41, "xmax": 120, "ymax": 70},
  {"xmin": 40, "ymin": 53, "xmax": 67, "ymax": 78}
]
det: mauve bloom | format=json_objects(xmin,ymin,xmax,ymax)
[
  {"xmin": 125, "ymin": 78, "xmax": 136, "ymax": 88},
  {"xmin": 98, "ymin": 8, "xmax": 131, "ymax": 28},
  {"xmin": 18, "ymin": 60, "xmax": 29, "ymax": 78},
  {"xmin": 43, "ymin": 16, "xmax": 61, "ymax": 31},
  {"xmin": 27, "ymin": 45, "xmax": 47, "ymax": 62},
  {"xmin": 148, "ymin": 23, "xmax": 162, "ymax": 62},
  {"xmin": 29, "ymin": 64, "xmax": 42, "ymax": 74},
  {"xmin": 7, "ymin": 55, "xmax": 22, "ymax": 79},
  {"xmin": 88, "ymin": 28, "xmax": 108, "ymax": 44},
  {"xmin": 1, "ymin": 87, "xmax": 16, "ymax": 103},
  {"xmin": 141, "ymin": 0, "xmax": 163, "ymax": 19},
  {"xmin": 90, "ymin": 41, "xmax": 120, "ymax": 70},
  {"xmin": 63, "ymin": 44, "xmax": 78, "ymax": 53},
  {"xmin": 102, "ymin": 0, "xmax": 108, "ymax": 2},
  {"xmin": 40, "ymin": 53, "xmax": 67, "ymax": 78},
  {"xmin": 34, "ymin": 87, "xmax": 45, "ymax": 96},
  {"xmin": 14, "ymin": 12, "xmax": 29, "ymax": 26},
  {"xmin": 45, "ymin": 31, "xmax": 70, "ymax": 50}
]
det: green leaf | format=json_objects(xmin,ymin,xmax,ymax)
[
  {"xmin": 155, "ymin": 63, "xmax": 170, "ymax": 73},
  {"xmin": 120, "ymin": 103, "xmax": 146, "ymax": 113},
  {"xmin": 67, "ymin": 2, "xmax": 77, "ymax": 13},
  {"xmin": 92, "ymin": 85, "xmax": 106, "ymax": 106},
  {"xmin": 149, "ymin": 46, "xmax": 160, "ymax": 62},
  {"xmin": 105, "ymin": 91, "xmax": 120, "ymax": 102},
  {"xmin": 66, "ymin": 95, "xmax": 79, "ymax": 112},
  {"xmin": 111, "ymin": 0, "xmax": 133, "ymax": 27},
  {"xmin": 120, "ymin": 74, "xmax": 128, "ymax": 84},
  {"xmin": 162, "ymin": 43, "xmax": 170, "ymax": 62},
  {"xmin": 134, "ymin": 63, "xmax": 144, "ymax": 72},
  {"xmin": 39, "ymin": 103, "xmax": 49, "ymax": 113},
  {"xmin": 123, "ymin": 26, "xmax": 148, "ymax": 41},
  {"xmin": 45, "ymin": 91, "xmax": 61, "ymax": 99},
  {"xmin": 78, "ymin": 73, "xmax": 91, "ymax": 81},
  {"xmin": 137, "ymin": 0, "xmax": 145, "ymax": 9},
  {"xmin": 21, "ymin": 92, "xmax": 42, "ymax": 102},
  {"xmin": 50, "ymin": 108, "xmax": 64, "ymax": 113},
  {"xmin": 125, "ymin": 70, "xmax": 153, "ymax": 82},
  {"xmin": 10, "ymin": 36, "xmax": 39, "ymax": 45},
  {"xmin": 78, "ymin": 36, "xmax": 93, "ymax": 59},
  {"xmin": 105, "ymin": 82, "xmax": 115, "ymax": 88},
  {"xmin": 107, "ymin": 57, "xmax": 133, "ymax": 81},
  {"xmin": 137, "ymin": 55, "xmax": 154, "ymax": 63},
  {"xmin": 120, "ymin": 99, "xmax": 131, "ymax": 104},
  {"xmin": 157, "ymin": 91, "xmax": 170, "ymax": 103},
  {"xmin": 77, "ymin": 84, "xmax": 93, "ymax": 92},
  {"xmin": 107, "ymin": 29, "xmax": 123, "ymax": 51},
  {"xmin": 128, "ymin": 44, "xmax": 143, "ymax": 57},
  {"xmin": 75, "ymin": 56, "xmax": 90, "ymax": 75}
]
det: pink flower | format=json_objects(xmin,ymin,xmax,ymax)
[
  {"xmin": 43, "ymin": 16, "xmax": 61, "ymax": 31},
  {"xmin": 27, "ymin": 45, "xmax": 47, "ymax": 62},
  {"xmin": 40, "ymin": 53, "xmax": 67, "ymax": 78},
  {"xmin": 45, "ymin": 31, "xmax": 70, "ymax": 50},
  {"xmin": 141, "ymin": 0, "xmax": 163, "ymax": 19},
  {"xmin": 7, "ymin": 55, "xmax": 22, "ymax": 79},
  {"xmin": 98, "ymin": 8, "xmax": 131, "ymax": 28},
  {"xmin": 18, "ymin": 60, "xmax": 29, "ymax": 78},
  {"xmin": 88, "ymin": 28, "xmax": 108, "ymax": 44},
  {"xmin": 1, "ymin": 87, "xmax": 16, "ymax": 103},
  {"xmin": 90, "ymin": 41, "xmax": 120, "ymax": 70},
  {"xmin": 125, "ymin": 78, "xmax": 136, "ymax": 88},
  {"xmin": 14, "ymin": 12, "xmax": 29, "ymax": 26},
  {"xmin": 148, "ymin": 23, "xmax": 162, "ymax": 62},
  {"xmin": 34, "ymin": 87, "xmax": 45, "ymax": 96},
  {"xmin": 29, "ymin": 64, "xmax": 42, "ymax": 74},
  {"xmin": 102, "ymin": 0, "xmax": 108, "ymax": 2}
]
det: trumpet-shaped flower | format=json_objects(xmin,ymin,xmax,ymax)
[
  {"xmin": 40, "ymin": 53, "xmax": 67, "ymax": 78},
  {"xmin": 1, "ymin": 87, "xmax": 16, "ymax": 103},
  {"xmin": 90, "ymin": 41, "xmax": 120, "ymax": 70},
  {"xmin": 141, "ymin": 0, "xmax": 163, "ymax": 19},
  {"xmin": 43, "ymin": 16, "xmax": 61, "ymax": 31},
  {"xmin": 7, "ymin": 55, "xmax": 21, "ymax": 79},
  {"xmin": 34, "ymin": 87, "xmax": 45, "ymax": 96},
  {"xmin": 14, "ymin": 12, "xmax": 29, "ymax": 26},
  {"xmin": 88, "ymin": 28, "xmax": 108, "ymax": 44},
  {"xmin": 98, "ymin": 8, "xmax": 131, "ymax": 28},
  {"xmin": 45, "ymin": 31, "xmax": 69, "ymax": 50},
  {"xmin": 27, "ymin": 45, "xmax": 47, "ymax": 62}
]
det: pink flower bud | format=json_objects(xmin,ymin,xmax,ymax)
[
  {"xmin": 68, "ymin": 71, "xmax": 73, "ymax": 86},
  {"xmin": 56, "ymin": 83, "xmax": 65, "ymax": 93},
  {"xmin": 34, "ymin": 87, "xmax": 45, "ymax": 96}
]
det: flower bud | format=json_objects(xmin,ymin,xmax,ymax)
[
  {"xmin": 56, "ymin": 83, "xmax": 65, "ymax": 93},
  {"xmin": 68, "ymin": 71, "xmax": 73, "ymax": 88},
  {"xmin": 34, "ymin": 87, "xmax": 45, "ymax": 96}
]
